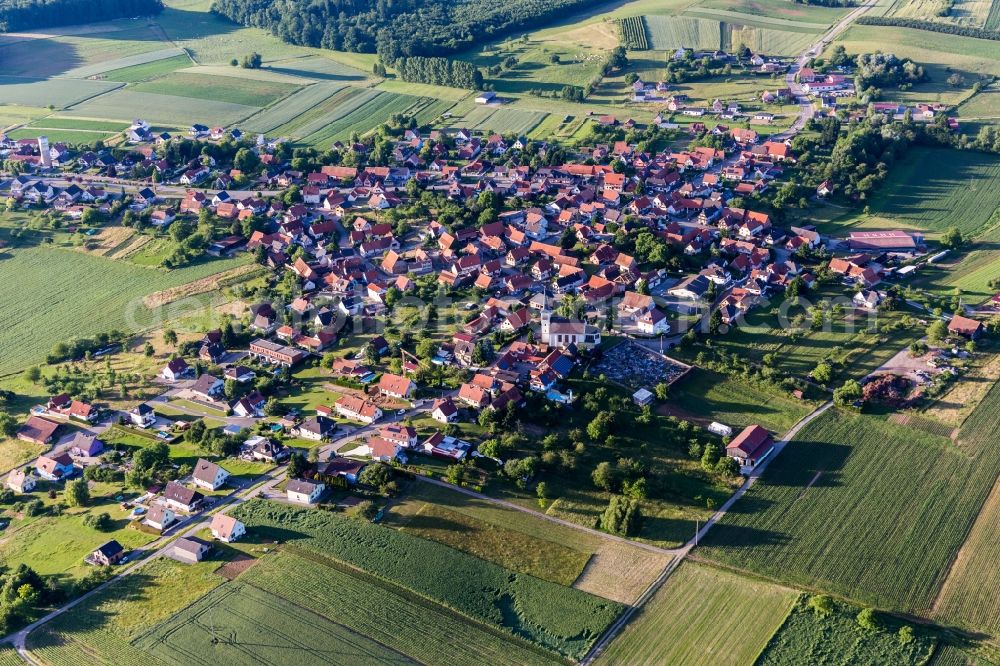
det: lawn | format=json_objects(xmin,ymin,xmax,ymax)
[
  {"xmin": 757, "ymin": 596, "xmax": 936, "ymax": 665},
  {"xmin": 385, "ymin": 481, "xmax": 593, "ymax": 586},
  {"xmin": 670, "ymin": 367, "xmax": 814, "ymax": 434},
  {"xmin": 823, "ymin": 148, "xmax": 1000, "ymax": 238},
  {"xmin": 0, "ymin": 246, "xmax": 247, "ymax": 375},
  {"xmin": 131, "ymin": 72, "xmax": 300, "ymax": 107},
  {"xmin": 0, "ymin": 481, "xmax": 156, "ymax": 580},
  {"xmin": 233, "ymin": 499, "xmax": 622, "ymax": 660},
  {"xmin": 598, "ymin": 562, "xmax": 797, "ymax": 666},
  {"xmin": 698, "ymin": 409, "xmax": 1000, "ymax": 613}
]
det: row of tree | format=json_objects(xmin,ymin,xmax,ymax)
[
  {"xmin": 0, "ymin": 0, "xmax": 162, "ymax": 31},
  {"xmin": 392, "ymin": 56, "xmax": 484, "ymax": 90},
  {"xmin": 856, "ymin": 16, "xmax": 1000, "ymax": 41}
]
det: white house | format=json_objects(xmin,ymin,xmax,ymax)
[
  {"xmin": 286, "ymin": 479, "xmax": 324, "ymax": 505},
  {"xmin": 431, "ymin": 398, "xmax": 458, "ymax": 423},
  {"xmin": 161, "ymin": 358, "xmax": 191, "ymax": 381},
  {"xmin": 191, "ymin": 459, "xmax": 230, "ymax": 491},
  {"xmin": 210, "ymin": 513, "xmax": 246, "ymax": 542},
  {"xmin": 145, "ymin": 505, "xmax": 176, "ymax": 531},
  {"xmin": 6, "ymin": 468, "xmax": 35, "ymax": 494},
  {"xmin": 128, "ymin": 403, "xmax": 156, "ymax": 428},
  {"xmin": 637, "ymin": 308, "xmax": 670, "ymax": 335}
]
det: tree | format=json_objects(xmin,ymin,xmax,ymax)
[
  {"xmin": 353, "ymin": 499, "xmax": 378, "ymax": 521},
  {"xmin": 82, "ymin": 512, "xmax": 112, "ymax": 530},
  {"xmin": 65, "ymin": 478, "xmax": 89, "ymax": 507},
  {"xmin": 287, "ymin": 452, "xmax": 307, "ymax": 478},
  {"xmin": 709, "ymin": 309, "xmax": 724, "ymax": 335},
  {"xmin": 143, "ymin": 342, "xmax": 155, "ymax": 357},
  {"xmin": 241, "ymin": 52, "xmax": 262, "ymax": 69},
  {"xmin": 654, "ymin": 382, "xmax": 669, "ymax": 401},
  {"xmin": 940, "ymin": 226, "xmax": 963, "ymax": 249},
  {"xmin": 25, "ymin": 366, "xmax": 41, "ymax": 383},
  {"xmin": 926, "ymin": 319, "xmax": 949, "ymax": 344},
  {"xmin": 600, "ymin": 495, "xmax": 642, "ymax": 536},
  {"xmin": 263, "ymin": 397, "xmax": 285, "ymax": 416},
  {"xmin": 833, "ymin": 379, "xmax": 862, "ymax": 406},
  {"xmin": 898, "ymin": 625, "xmax": 914, "ymax": 644},
  {"xmin": 700, "ymin": 442, "xmax": 721, "ymax": 471},
  {"xmin": 810, "ymin": 362, "xmax": 833, "ymax": 385},
  {"xmin": 536, "ymin": 481, "xmax": 548, "ymax": 508},
  {"xmin": 0, "ymin": 413, "xmax": 15, "ymax": 439},
  {"xmin": 163, "ymin": 329, "xmax": 177, "ymax": 346},
  {"xmin": 591, "ymin": 461, "xmax": 617, "ymax": 492},
  {"xmin": 358, "ymin": 462, "xmax": 393, "ymax": 492},
  {"xmin": 807, "ymin": 594, "xmax": 834, "ymax": 617},
  {"xmin": 856, "ymin": 607, "xmax": 880, "ymax": 631}
]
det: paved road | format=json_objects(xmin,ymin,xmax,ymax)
[
  {"xmin": 5, "ymin": 462, "xmax": 286, "ymax": 661},
  {"xmin": 580, "ymin": 399, "xmax": 834, "ymax": 665},
  {"xmin": 772, "ymin": 0, "xmax": 878, "ymax": 141}
]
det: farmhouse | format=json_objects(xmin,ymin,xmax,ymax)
[
  {"xmin": 192, "ymin": 459, "xmax": 230, "ymax": 491},
  {"xmin": 162, "ymin": 481, "xmax": 204, "ymax": 512},
  {"xmin": 948, "ymin": 314, "xmax": 983, "ymax": 339},
  {"xmin": 210, "ymin": 513, "xmax": 246, "ymax": 542},
  {"xmin": 7, "ymin": 468, "xmax": 36, "ymax": 494},
  {"xmin": 286, "ymin": 478, "xmax": 324, "ymax": 505},
  {"xmin": 86, "ymin": 540, "xmax": 126, "ymax": 566},
  {"xmin": 726, "ymin": 425, "xmax": 775, "ymax": 470},
  {"xmin": 17, "ymin": 416, "xmax": 59, "ymax": 445}
]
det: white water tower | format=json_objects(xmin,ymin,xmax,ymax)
[{"xmin": 38, "ymin": 135, "xmax": 51, "ymax": 168}]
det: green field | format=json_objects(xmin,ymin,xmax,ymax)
[
  {"xmin": 695, "ymin": 0, "xmax": 851, "ymax": 23},
  {"xmin": 0, "ymin": 246, "xmax": 248, "ymax": 375},
  {"xmin": 245, "ymin": 550, "xmax": 565, "ymax": 666},
  {"xmin": 0, "ymin": 76, "xmax": 122, "ymax": 109},
  {"xmin": 455, "ymin": 106, "xmax": 549, "ymax": 134},
  {"xmin": 241, "ymin": 82, "xmax": 349, "ymax": 133},
  {"xmin": 671, "ymin": 367, "xmax": 814, "ymax": 434},
  {"xmin": 757, "ymin": 596, "xmax": 936, "ymax": 664},
  {"xmin": 65, "ymin": 47, "xmax": 189, "ymax": 80},
  {"xmin": 131, "ymin": 72, "xmax": 299, "ymax": 107},
  {"xmin": 825, "ymin": 148, "xmax": 1000, "ymax": 237},
  {"xmin": 25, "ymin": 118, "xmax": 129, "ymax": 132},
  {"xmin": 699, "ymin": 409, "xmax": 1000, "ymax": 613},
  {"xmin": 233, "ymin": 499, "xmax": 622, "ymax": 660},
  {"xmin": 931, "ymin": 380, "xmax": 1000, "ymax": 639},
  {"xmin": 641, "ymin": 14, "xmax": 818, "ymax": 54},
  {"xmin": 61, "ymin": 89, "xmax": 259, "ymax": 126},
  {"xmin": 134, "ymin": 582, "xmax": 417, "ymax": 666},
  {"xmin": 298, "ymin": 91, "xmax": 435, "ymax": 147},
  {"xmin": 835, "ymin": 24, "xmax": 1000, "ymax": 78},
  {"xmin": 598, "ymin": 562, "xmax": 797, "ymax": 666},
  {"xmin": 6, "ymin": 128, "xmax": 118, "ymax": 145},
  {"xmin": 104, "ymin": 54, "xmax": 195, "ymax": 83}
]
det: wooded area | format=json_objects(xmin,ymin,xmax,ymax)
[
  {"xmin": 0, "ymin": 0, "xmax": 162, "ymax": 31},
  {"xmin": 210, "ymin": 0, "xmax": 602, "ymax": 57}
]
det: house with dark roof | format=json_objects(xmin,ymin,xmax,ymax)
[
  {"xmin": 86, "ymin": 540, "xmax": 126, "ymax": 566},
  {"xmin": 162, "ymin": 481, "xmax": 204, "ymax": 512}
]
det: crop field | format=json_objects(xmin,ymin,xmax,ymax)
[
  {"xmin": 0, "ymin": 246, "xmax": 247, "ymax": 375},
  {"xmin": 25, "ymin": 118, "xmax": 129, "ymax": 132},
  {"xmin": 61, "ymin": 89, "xmax": 259, "ymax": 126},
  {"xmin": 641, "ymin": 14, "xmax": 817, "ymax": 54},
  {"xmin": 299, "ymin": 92, "xmax": 434, "ymax": 147},
  {"xmin": 682, "ymin": 6, "xmax": 830, "ymax": 29},
  {"xmin": 835, "ymin": 24, "xmax": 1000, "ymax": 77},
  {"xmin": 828, "ymin": 148, "xmax": 1000, "ymax": 237},
  {"xmin": 695, "ymin": 0, "xmax": 852, "ymax": 23},
  {"xmin": 886, "ymin": 0, "xmax": 993, "ymax": 25},
  {"xmin": 386, "ymin": 485, "xmax": 592, "ymax": 586},
  {"xmin": 598, "ymin": 562, "xmax": 796, "ymax": 666},
  {"xmin": 910, "ymin": 244, "xmax": 1000, "ymax": 301},
  {"xmin": 233, "ymin": 500, "xmax": 622, "ymax": 660},
  {"xmin": 64, "ymin": 47, "xmax": 188, "ymax": 80},
  {"xmin": 135, "ymin": 582, "xmax": 416, "ymax": 666},
  {"xmin": 757, "ymin": 596, "xmax": 936, "ymax": 664},
  {"xmin": 989, "ymin": 0, "xmax": 1000, "ymax": 28},
  {"xmin": 6, "ymin": 128, "xmax": 118, "ymax": 145},
  {"xmin": 104, "ymin": 54, "xmax": 195, "ymax": 83},
  {"xmin": 618, "ymin": 16, "xmax": 650, "ymax": 48},
  {"xmin": 131, "ymin": 72, "xmax": 300, "ymax": 107},
  {"xmin": 245, "ymin": 550, "xmax": 565, "ymax": 666},
  {"xmin": 457, "ymin": 106, "xmax": 549, "ymax": 134},
  {"xmin": 264, "ymin": 54, "xmax": 369, "ymax": 82},
  {"xmin": 27, "ymin": 558, "xmax": 227, "ymax": 666},
  {"xmin": 0, "ymin": 76, "xmax": 122, "ymax": 109},
  {"xmin": 699, "ymin": 409, "xmax": 1000, "ymax": 613},
  {"xmin": 244, "ymin": 85, "xmax": 371, "ymax": 135},
  {"xmin": 957, "ymin": 84, "xmax": 1000, "ymax": 121}
]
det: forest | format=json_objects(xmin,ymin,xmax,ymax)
[
  {"xmin": 0, "ymin": 0, "xmax": 162, "ymax": 31},
  {"xmin": 210, "ymin": 0, "xmax": 602, "ymax": 57}
]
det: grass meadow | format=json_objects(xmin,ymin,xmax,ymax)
[
  {"xmin": 598, "ymin": 562, "xmax": 797, "ymax": 666},
  {"xmin": 0, "ymin": 246, "xmax": 247, "ymax": 375},
  {"xmin": 698, "ymin": 408, "xmax": 1000, "ymax": 613},
  {"xmin": 131, "ymin": 72, "xmax": 300, "ymax": 107}
]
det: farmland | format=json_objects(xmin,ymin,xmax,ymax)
[
  {"xmin": 597, "ymin": 562, "xmax": 797, "ymax": 666},
  {"xmin": 641, "ymin": 14, "xmax": 820, "ymax": 54},
  {"xmin": 698, "ymin": 409, "xmax": 1000, "ymax": 613},
  {"xmin": 757, "ymin": 596, "xmax": 936, "ymax": 665},
  {"xmin": 834, "ymin": 24, "xmax": 1000, "ymax": 78},
  {"xmin": 824, "ymin": 148, "xmax": 1000, "ymax": 237},
  {"xmin": 232, "ymin": 499, "xmax": 622, "ymax": 660},
  {"xmin": 134, "ymin": 582, "xmax": 418, "ymax": 666},
  {"xmin": 245, "ymin": 550, "xmax": 566, "ymax": 666},
  {"xmin": 298, "ymin": 92, "xmax": 440, "ymax": 148},
  {"xmin": 0, "ymin": 246, "xmax": 248, "ymax": 375},
  {"xmin": 385, "ymin": 481, "xmax": 670, "ymax": 601},
  {"xmin": 454, "ymin": 106, "xmax": 549, "ymax": 134},
  {"xmin": 131, "ymin": 72, "xmax": 300, "ymax": 107}
]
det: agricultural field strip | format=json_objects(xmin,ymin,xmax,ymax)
[
  {"xmin": 681, "ymin": 7, "xmax": 830, "ymax": 31},
  {"xmin": 239, "ymin": 82, "xmax": 347, "ymax": 133},
  {"xmin": 273, "ymin": 87, "xmax": 380, "ymax": 137},
  {"xmin": 243, "ymin": 550, "xmax": 565, "ymax": 666},
  {"xmin": 698, "ymin": 410, "xmax": 1000, "ymax": 612},
  {"xmin": 61, "ymin": 47, "xmax": 188, "ymax": 80},
  {"xmin": 0, "ymin": 76, "xmax": 125, "ymax": 109},
  {"xmin": 300, "ymin": 92, "xmax": 430, "ymax": 146}
]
